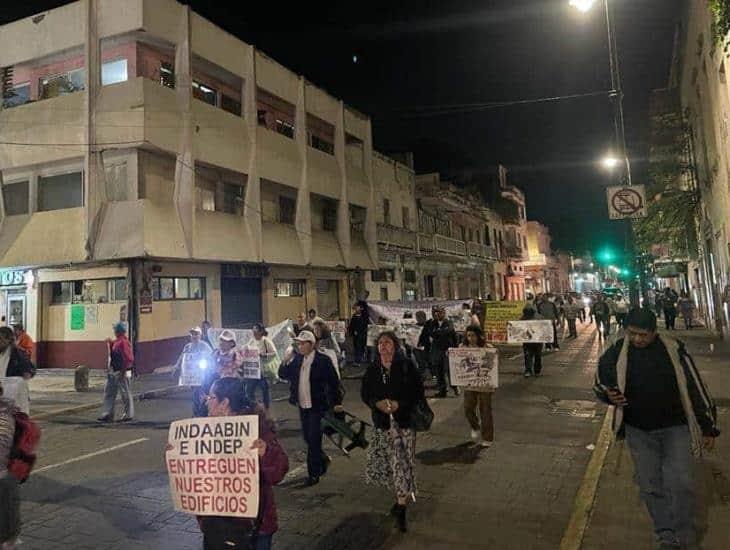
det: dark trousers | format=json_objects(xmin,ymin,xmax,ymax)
[
  {"xmin": 596, "ymin": 316, "xmax": 610, "ymax": 336},
  {"xmin": 246, "ymin": 377, "xmax": 271, "ymax": 409},
  {"xmin": 615, "ymin": 313, "xmax": 627, "ymax": 328},
  {"xmin": 299, "ymin": 408, "xmax": 325, "ymax": 479},
  {"xmin": 523, "ymin": 343, "xmax": 543, "ymax": 374},
  {"xmin": 432, "ymin": 352, "xmax": 453, "ymax": 394},
  {"xmin": 567, "ymin": 318, "xmax": 577, "ymax": 338},
  {"xmin": 353, "ymin": 335, "xmax": 367, "ymax": 363},
  {"xmin": 201, "ymin": 517, "xmax": 254, "ymax": 550},
  {"xmin": 664, "ymin": 307, "xmax": 677, "ymax": 330}
]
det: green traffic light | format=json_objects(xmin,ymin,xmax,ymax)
[{"xmin": 597, "ymin": 248, "xmax": 615, "ymax": 263}]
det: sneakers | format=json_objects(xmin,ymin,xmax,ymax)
[
  {"xmin": 97, "ymin": 415, "xmax": 112, "ymax": 423},
  {"xmin": 524, "ymin": 371, "xmax": 532, "ymax": 378},
  {"xmin": 480, "ymin": 440, "xmax": 493, "ymax": 448},
  {"xmin": 470, "ymin": 429, "xmax": 480, "ymax": 441}
]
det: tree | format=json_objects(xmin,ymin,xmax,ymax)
[{"xmin": 710, "ymin": 0, "xmax": 730, "ymax": 46}]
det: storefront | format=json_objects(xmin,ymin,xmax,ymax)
[{"xmin": 0, "ymin": 269, "xmax": 31, "ymax": 327}]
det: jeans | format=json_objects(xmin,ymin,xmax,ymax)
[
  {"xmin": 567, "ymin": 318, "xmax": 577, "ymax": 338},
  {"xmin": 299, "ymin": 408, "xmax": 325, "ymax": 479},
  {"xmin": 246, "ymin": 377, "xmax": 271, "ymax": 409},
  {"xmin": 463, "ymin": 390, "xmax": 494, "ymax": 442},
  {"xmin": 523, "ymin": 343, "xmax": 543, "ymax": 374},
  {"xmin": 100, "ymin": 372, "xmax": 134, "ymax": 419},
  {"xmin": 256, "ymin": 534, "xmax": 273, "ymax": 550},
  {"xmin": 625, "ymin": 424, "xmax": 696, "ymax": 548}
]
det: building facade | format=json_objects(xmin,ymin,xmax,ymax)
[{"xmin": 523, "ymin": 221, "xmax": 572, "ymax": 296}]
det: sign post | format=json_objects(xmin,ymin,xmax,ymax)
[{"xmin": 606, "ymin": 185, "xmax": 647, "ymax": 220}]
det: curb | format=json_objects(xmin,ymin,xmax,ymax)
[
  {"xmin": 559, "ymin": 406, "xmax": 615, "ymax": 550},
  {"xmin": 32, "ymin": 384, "xmax": 187, "ymax": 421}
]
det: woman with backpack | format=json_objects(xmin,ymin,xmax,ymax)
[
  {"xmin": 361, "ymin": 331, "xmax": 425, "ymax": 533},
  {"xmin": 0, "ymin": 380, "xmax": 20, "ymax": 550}
]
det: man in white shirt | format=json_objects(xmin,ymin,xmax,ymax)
[{"xmin": 279, "ymin": 330, "xmax": 342, "ymax": 486}]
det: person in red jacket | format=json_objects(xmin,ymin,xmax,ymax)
[
  {"xmin": 202, "ymin": 377, "xmax": 289, "ymax": 550},
  {"xmin": 98, "ymin": 322, "xmax": 135, "ymax": 423},
  {"xmin": 12, "ymin": 324, "xmax": 33, "ymax": 359}
]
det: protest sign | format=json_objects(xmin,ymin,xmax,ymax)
[
  {"xmin": 368, "ymin": 300, "xmax": 469, "ymax": 326},
  {"xmin": 324, "ymin": 320, "xmax": 346, "ymax": 343},
  {"xmin": 507, "ymin": 320, "xmax": 555, "ymax": 344},
  {"xmin": 166, "ymin": 416, "xmax": 259, "ymax": 518},
  {"xmin": 484, "ymin": 301, "xmax": 527, "ymax": 343},
  {"xmin": 240, "ymin": 347, "xmax": 261, "ymax": 380},
  {"xmin": 0, "ymin": 377, "xmax": 30, "ymax": 414},
  {"xmin": 447, "ymin": 348, "xmax": 498, "ymax": 389},
  {"xmin": 178, "ymin": 353, "xmax": 212, "ymax": 387},
  {"xmin": 208, "ymin": 319, "xmax": 294, "ymax": 362}
]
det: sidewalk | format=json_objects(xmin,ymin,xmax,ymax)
[
  {"xmin": 28, "ymin": 368, "xmax": 184, "ymax": 419},
  {"xmin": 582, "ymin": 327, "xmax": 730, "ymax": 550}
]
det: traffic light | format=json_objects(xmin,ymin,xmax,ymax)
[{"xmin": 597, "ymin": 248, "xmax": 615, "ymax": 263}]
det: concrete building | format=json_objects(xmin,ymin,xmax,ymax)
[
  {"xmin": 668, "ymin": 1, "xmax": 730, "ymax": 335},
  {"xmin": 523, "ymin": 221, "xmax": 572, "ymax": 296},
  {"xmin": 0, "ymin": 0, "xmax": 384, "ymax": 371}
]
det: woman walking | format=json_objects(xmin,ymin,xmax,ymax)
[
  {"xmin": 201, "ymin": 377, "xmax": 289, "ymax": 550},
  {"xmin": 361, "ymin": 332, "xmax": 424, "ymax": 533},
  {"xmin": 461, "ymin": 324, "xmax": 495, "ymax": 447},
  {"xmin": 678, "ymin": 291, "xmax": 695, "ymax": 330},
  {"xmin": 245, "ymin": 323, "xmax": 279, "ymax": 410}
]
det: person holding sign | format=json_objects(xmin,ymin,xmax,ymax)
[
  {"xmin": 173, "ymin": 327, "xmax": 213, "ymax": 382},
  {"xmin": 427, "ymin": 306, "xmax": 458, "ymax": 398},
  {"xmin": 461, "ymin": 325, "xmax": 495, "ymax": 447},
  {"xmin": 278, "ymin": 330, "xmax": 342, "ymax": 487},
  {"xmin": 174, "ymin": 327, "xmax": 214, "ymax": 417},
  {"xmin": 520, "ymin": 307, "xmax": 544, "ymax": 378},
  {"xmin": 98, "ymin": 323, "xmax": 134, "ymax": 423},
  {"xmin": 245, "ymin": 324, "xmax": 278, "ymax": 410},
  {"xmin": 195, "ymin": 330, "xmax": 243, "ymax": 418},
  {"xmin": 200, "ymin": 378, "xmax": 289, "ymax": 550},
  {"xmin": 361, "ymin": 331, "xmax": 425, "ymax": 533}
]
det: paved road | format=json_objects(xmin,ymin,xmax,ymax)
[{"xmin": 19, "ymin": 321, "xmax": 607, "ymax": 549}]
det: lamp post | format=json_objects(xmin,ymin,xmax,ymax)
[{"xmin": 571, "ymin": 0, "xmax": 640, "ymax": 307}]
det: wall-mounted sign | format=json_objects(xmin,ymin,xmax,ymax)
[
  {"xmin": 70, "ymin": 304, "xmax": 85, "ymax": 330},
  {"xmin": 0, "ymin": 270, "xmax": 27, "ymax": 287},
  {"xmin": 139, "ymin": 289, "xmax": 152, "ymax": 314}
]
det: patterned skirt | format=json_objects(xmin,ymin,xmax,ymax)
[{"xmin": 364, "ymin": 423, "xmax": 417, "ymax": 499}]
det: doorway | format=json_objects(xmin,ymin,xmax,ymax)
[
  {"xmin": 220, "ymin": 277, "xmax": 262, "ymax": 328},
  {"xmin": 6, "ymin": 291, "xmax": 25, "ymax": 327}
]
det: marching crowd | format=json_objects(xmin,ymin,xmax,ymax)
[{"xmin": 0, "ymin": 287, "xmax": 720, "ymax": 550}]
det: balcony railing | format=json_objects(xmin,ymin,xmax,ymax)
[
  {"xmin": 467, "ymin": 241, "xmax": 498, "ymax": 259},
  {"xmin": 417, "ymin": 233, "xmax": 435, "ymax": 254},
  {"xmin": 505, "ymin": 244, "xmax": 525, "ymax": 259},
  {"xmin": 435, "ymin": 234, "xmax": 467, "ymax": 256},
  {"xmin": 377, "ymin": 224, "xmax": 416, "ymax": 249}
]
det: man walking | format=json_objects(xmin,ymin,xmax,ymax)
[
  {"xmin": 563, "ymin": 296, "xmax": 581, "ymax": 339},
  {"xmin": 662, "ymin": 287, "xmax": 679, "ymax": 330},
  {"xmin": 594, "ymin": 308, "xmax": 719, "ymax": 550},
  {"xmin": 279, "ymin": 330, "xmax": 342, "ymax": 486},
  {"xmin": 538, "ymin": 296, "xmax": 559, "ymax": 350},
  {"xmin": 592, "ymin": 294, "xmax": 611, "ymax": 339},
  {"xmin": 425, "ymin": 306, "xmax": 458, "ymax": 398},
  {"xmin": 98, "ymin": 322, "xmax": 135, "ymax": 422}
]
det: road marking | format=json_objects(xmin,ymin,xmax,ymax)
[
  {"xmin": 34, "ymin": 438, "xmax": 149, "ymax": 474},
  {"xmin": 559, "ymin": 407, "xmax": 615, "ymax": 550}
]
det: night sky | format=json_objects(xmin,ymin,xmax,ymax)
[{"xmin": 2, "ymin": 0, "xmax": 683, "ymax": 256}]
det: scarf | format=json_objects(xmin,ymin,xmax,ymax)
[{"xmin": 614, "ymin": 334, "xmax": 704, "ymax": 457}]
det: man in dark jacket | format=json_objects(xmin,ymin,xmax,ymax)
[
  {"xmin": 423, "ymin": 306, "xmax": 458, "ymax": 398},
  {"xmin": 279, "ymin": 330, "xmax": 342, "ymax": 486},
  {"xmin": 537, "ymin": 297, "xmax": 560, "ymax": 350},
  {"xmin": 347, "ymin": 301, "xmax": 370, "ymax": 364},
  {"xmin": 591, "ymin": 294, "xmax": 611, "ymax": 339},
  {"xmin": 594, "ymin": 308, "xmax": 719, "ymax": 550}
]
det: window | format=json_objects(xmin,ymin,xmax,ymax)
[
  {"xmin": 221, "ymin": 183, "xmax": 244, "ymax": 215},
  {"xmin": 101, "ymin": 59, "xmax": 128, "ymax": 86},
  {"xmin": 405, "ymin": 289, "xmax": 416, "ymax": 301},
  {"xmin": 51, "ymin": 281, "xmax": 74, "ymax": 304},
  {"xmin": 484, "ymin": 225, "xmax": 491, "ymax": 246},
  {"xmin": 468, "ymin": 228, "xmax": 473, "ymax": 242},
  {"xmin": 424, "ymin": 275, "xmax": 435, "ymax": 298},
  {"xmin": 2, "ymin": 83, "xmax": 30, "ymax": 108},
  {"xmin": 152, "ymin": 277, "xmax": 205, "ymax": 300},
  {"xmin": 39, "ymin": 68, "xmax": 85, "ymax": 99},
  {"xmin": 371, "ymin": 269, "xmax": 395, "ymax": 282},
  {"xmin": 110, "ymin": 278, "xmax": 128, "ymax": 302},
  {"xmin": 404, "ymin": 270, "xmax": 417, "ymax": 283},
  {"xmin": 193, "ymin": 80, "xmax": 217, "ymax": 106},
  {"xmin": 276, "ymin": 119, "xmax": 295, "ymax": 139},
  {"xmin": 402, "ymin": 207, "xmax": 410, "ymax": 229},
  {"xmin": 51, "ymin": 278, "xmax": 126, "ymax": 304},
  {"xmin": 3, "ymin": 181, "xmax": 29, "ymax": 215},
  {"xmin": 322, "ymin": 200, "xmax": 337, "ymax": 231},
  {"xmin": 383, "ymin": 199, "xmax": 391, "ymax": 225},
  {"xmin": 198, "ymin": 187, "xmax": 215, "ymax": 212},
  {"xmin": 310, "ymin": 135, "xmax": 334, "ymax": 155},
  {"xmin": 160, "ymin": 62, "xmax": 175, "ymax": 89},
  {"xmin": 460, "ymin": 226, "xmax": 467, "ymax": 241},
  {"xmin": 221, "ymin": 94, "xmax": 242, "ymax": 116},
  {"xmin": 380, "ymin": 287, "xmax": 389, "ymax": 301},
  {"xmin": 38, "ymin": 172, "xmax": 83, "ymax": 211},
  {"xmin": 523, "ymin": 236, "xmax": 528, "ymax": 249},
  {"xmin": 274, "ymin": 280, "xmax": 305, "ymax": 297},
  {"xmin": 279, "ymin": 196, "xmax": 296, "ymax": 225}
]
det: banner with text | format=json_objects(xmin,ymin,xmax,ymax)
[
  {"xmin": 241, "ymin": 348, "xmax": 261, "ymax": 380},
  {"xmin": 208, "ymin": 319, "xmax": 294, "ymax": 362},
  {"xmin": 447, "ymin": 348, "xmax": 499, "ymax": 389},
  {"xmin": 324, "ymin": 321, "xmax": 347, "ymax": 343},
  {"xmin": 484, "ymin": 301, "xmax": 528, "ymax": 343},
  {"xmin": 368, "ymin": 300, "xmax": 471, "ymax": 329},
  {"xmin": 166, "ymin": 416, "xmax": 259, "ymax": 518},
  {"xmin": 506, "ymin": 320, "xmax": 555, "ymax": 344}
]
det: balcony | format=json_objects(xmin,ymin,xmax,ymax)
[
  {"xmin": 467, "ymin": 241, "xmax": 498, "ymax": 260},
  {"xmin": 377, "ymin": 224, "xmax": 416, "ymax": 250},
  {"xmin": 417, "ymin": 233, "xmax": 435, "ymax": 254},
  {"xmin": 505, "ymin": 244, "xmax": 525, "ymax": 259},
  {"xmin": 434, "ymin": 234, "xmax": 467, "ymax": 256}
]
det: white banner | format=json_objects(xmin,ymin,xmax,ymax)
[
  {"xmin": 447, "ymin": 348, "xmax": 498, "ymax": 390},
  {"xmin": 324, "ymin": 320, "xmax": 347, "ymax": 343},
  {"xmin": 166, "ymin": 416, "xmax": 259, "ymax": 518},
  {"xmin": 0, "ymin": 377, "xmax": 30, "ymax": 414},
  {"xmin": 178, "ymin": 353, "xmax": 212, "ymax": 387},
  {"xmin": 368, "ymin": 300, "xmax": 471, "ymax": 329},
  {"xmin": 208, "ymin": 319, "xmax": 294, "ymax": 363},
  {"xmin": 240, "ymin": 347, "xmax": 261, "ymax": 380},
  {"xmin": 506, "ymin": 320, "xmax": 555, "ymax": 343}
]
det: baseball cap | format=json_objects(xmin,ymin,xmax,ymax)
[
  {"xmin": 294, "ymin": 330, "xmax": 316, "ymax": 344},
  {"xmin": 189, "ymin": 326, "xmax": 202, "ymax": 334},
  {"xmin": 219, "ymin": 329, "xmax": 236, "ymax": 342}
]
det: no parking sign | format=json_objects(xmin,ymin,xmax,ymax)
[{"xmin": 606, "ymin": 185, "xmax": 647, "ymax": 220}]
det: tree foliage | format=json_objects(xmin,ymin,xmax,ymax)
[{"xmin": 710, "ymin": 0, "xmax": 730, "ymax": 45}]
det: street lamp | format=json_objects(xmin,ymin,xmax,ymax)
[
  {"xmin": 569, "ymin": 0, "xmax": 597, "ymax": 13},
  {"xmin": 601, "ymin": 156, "xmax": 620, "ymax": 170}
]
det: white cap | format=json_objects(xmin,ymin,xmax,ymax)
[
  {"xmin": 219, "ymin": 329, "xmax": 236, "ymax": 342},
  {"xmin": 294, "ymin": 330, "xmax": 316, "ymax": 344},
  {"xmin": 190, "ymin": 326, "xmax": 202, "ymax": 334}
]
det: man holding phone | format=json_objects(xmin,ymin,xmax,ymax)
[{"xmin": 593, "ymin": 308, "xmax": 719, "ymax": 550}]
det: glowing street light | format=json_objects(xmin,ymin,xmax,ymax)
[
  {"xmin": 601, "ymin": 156, "xmax": 621, "ymax": 170},
  {"xmin": 569, "ymin": 0, "xmax": 597, "ymax": 13}
]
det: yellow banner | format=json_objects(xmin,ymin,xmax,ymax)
[{"xmin": 484, "ymin": 301, "xmax": 527, "ymax": 343}]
